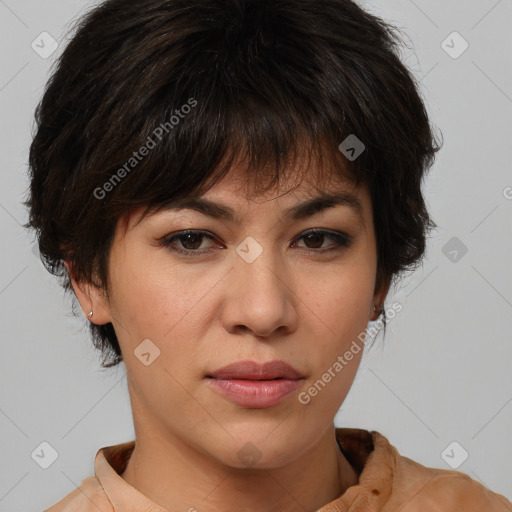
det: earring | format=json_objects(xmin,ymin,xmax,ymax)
[{"xmin": 88, "ymin": 311, "xmax": 93, "ymax": 318}]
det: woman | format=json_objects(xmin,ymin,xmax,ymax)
[{"xmin": 25, "ymin": 0, "xmax": 511, "ymax": 510}]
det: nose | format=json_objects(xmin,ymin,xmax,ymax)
[{"xmin": 220, "ymin": 243, "xmax": 299, "ymax": 339}]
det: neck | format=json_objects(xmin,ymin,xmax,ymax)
[{"xmin": 120, "ymin": 425, "xmax": 359, "ymax": 512}]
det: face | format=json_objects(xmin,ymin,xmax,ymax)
[{"xmin": 73, "ymin": 161, "xmax": 387, "ymax": 469}]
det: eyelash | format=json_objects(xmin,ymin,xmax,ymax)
[{"xmin": 159, "ymin": 229, "xmax": 352, "ymax": 256}]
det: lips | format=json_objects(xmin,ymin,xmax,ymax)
[
  {"xmin": 206, "ymin": 360, "xmax": 304, "ymax": 408},
  {"xmin": 207, "ymin": 360, "xmax": 303, "ymax": 380}
]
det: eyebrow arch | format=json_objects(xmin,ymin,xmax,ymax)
[{"xmin": 162, "ymin": 192, "xmax": 363, "ymax": 223}]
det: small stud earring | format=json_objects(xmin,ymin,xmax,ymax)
[{"xmin": 88, "ymin": 311, "xmax": 93, "ymax": 318}]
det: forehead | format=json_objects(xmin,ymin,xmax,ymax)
[
  {"xmin": 171, "ymin": 171, "xmax": 364, "ymax": 222},
  {"xmin": 125, "ymin": 151, "xmax": 371, "ymax": 231}
]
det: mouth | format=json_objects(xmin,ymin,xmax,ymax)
[
  {"xmin": 206, "ymin": 359, "xmax": 304, "ymax": 380},
  {"xmin": 206, "ymin": 360, "xmax": 304, "ymax": 408}
]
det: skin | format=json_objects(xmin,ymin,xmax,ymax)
[{"xmin": 66, "ymin": 159, "xmax": 390, "ymax": 512}]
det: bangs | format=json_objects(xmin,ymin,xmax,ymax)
[
  {"xmin": 96, "ymin": 58, "xmax": 365, "ymax": 227},
  {"xmin": 71, "ymin": 0, "xmax": 385, "ymax": 225}
]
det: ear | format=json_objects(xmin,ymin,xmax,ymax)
[
  {"xmin": 370, "ymin": 274, "xmax": 392, "ymax": 321},
  {"xmin": 63, "ymin": 261, "xmax": 112, "ymax": 325}
]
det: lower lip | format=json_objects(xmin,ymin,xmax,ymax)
[{"xmin": 207, "ymin": 378, "xmax": 303, "ymax": 408}]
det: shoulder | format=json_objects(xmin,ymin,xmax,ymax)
[
  {"xmin": 422, "ymin": 470, "xmax": 511, "ymax": 510},
  {"xmin": 44, "ymin": 475, "xmax": 112, "ymax": 512},
  {"xmin": 336, "ymin": 428, "xmax": 511, "ymax": 510},
  {"xmin": 378, "ymin": 433, "xmax": 512, "ymax": 511}
]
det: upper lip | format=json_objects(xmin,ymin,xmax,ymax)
[{"xmin": 207, "ymin": 360, "xmax": 303, "ymax": 380}]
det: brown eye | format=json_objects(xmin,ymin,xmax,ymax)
[
  {"xmin": 178, "ymin": 232, "xmax": 207, "ymax": 250},
  {"xmin": 161, "ymin": 230, "xmax": 218, "ymax": 254},
  {"xmin": 293, "ymin": 229, "xmax": 352, "ymax": 252},
  {"xmin": 302, "ymin": 232, "xmax": 325, "ymax": 249},
  {"xmin": 160, "ymin": 228, "xmax": 351, "ymax": 257}
]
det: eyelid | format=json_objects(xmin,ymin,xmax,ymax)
[
  {"xmin": 292, "ymin": 228, "xmax": 352, "ymax": 250},
  {"xmin": 158, "ymin": 230, "xmax": 220, "ymax": 250},
  {"xmin": 159, "ymin": 228, "xmax": 352, "ymax": 255}
]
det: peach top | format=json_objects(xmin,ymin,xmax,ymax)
[{"xmin": 44, "ymin": 428, "xmax": 511, "ymax": 511}]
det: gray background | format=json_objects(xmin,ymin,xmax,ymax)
[{"xmin": 1, "ymin": 0, "xmax": 511, "ymax": 509}]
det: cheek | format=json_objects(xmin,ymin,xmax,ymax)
[
  {"xmin": 111, "ymin": 262, "xmax": 216, "ymax": 415},
  {"xmin": 303, "ymin": 257, "xmax": 375, "ymax": 339},
  {"xmin": 109, "ymin": 255, "xmax": 204, "ymax": 337},
  {"xmin": 108, "ymin": 254, "xmax": 226, "ymax": 383},
  {"xmin": 294, "ymin": 272, "xmax": 371, "ymax": 417},
  {"xmin": 297, "ymin": 254, "xmax": 375, "ymax": 404}
]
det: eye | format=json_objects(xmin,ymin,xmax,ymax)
[
  {"xmin": 292, "ymin": 229, "xmax": 352, "ymax": 252},
  {"xmin": 159, "ymin": 228, "xmax": 352, "ymax": 256},
  {"xmin": 160, "ymin": 230, "xmax": 218, "ymax": 254}
]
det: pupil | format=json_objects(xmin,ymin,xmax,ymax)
[
  {"xmin": 183, "ymin": 233, "xmax": 202, "ymax": 249},
  {"xmin": 305, "ymin": 233, "xmax": 323, "ymax": 249}
]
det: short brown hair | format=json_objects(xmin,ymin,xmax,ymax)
[{"xmin": 25, "ymin": 0, "xmax": 441, "ymax": 368}]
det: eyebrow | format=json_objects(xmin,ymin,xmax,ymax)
[{"xmin": 161, "ymin": 192, "xmax": 363, "ymax": 223}]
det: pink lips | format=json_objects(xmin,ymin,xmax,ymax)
[{"xmin": 206, "ymin": 360, "xmax": 304, "ymax": 408}]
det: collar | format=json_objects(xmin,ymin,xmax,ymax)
[{"xmin": 94, "ymin": 428, "xmax": 394, "ymax": 511}]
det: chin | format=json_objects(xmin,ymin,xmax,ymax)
[{"xmin": 203, "ymin": 424, "xmax": 306, "ymax": 470}]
